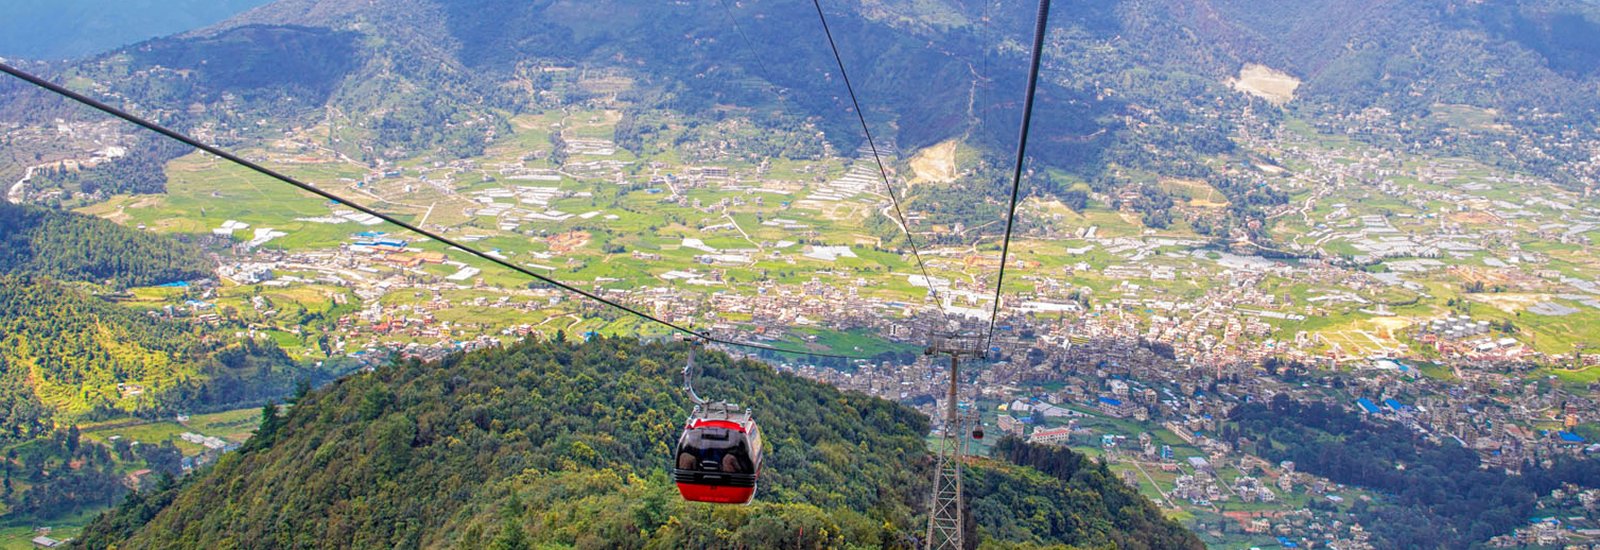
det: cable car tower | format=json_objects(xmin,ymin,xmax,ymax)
[{"xmin": 925, "ymin": 333, "xmax": 984, "ymax": 550}]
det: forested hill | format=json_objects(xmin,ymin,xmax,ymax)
[
  {"xmin": 0, "ymin": 276, "xmax": 310, "ymax": 429},
  {"xmin": 0, "ymin": 202, "xmax": 208, "ymax": 289},
  {"xmin": 76, "ymin": 337, "xmax": 1197, "ymax": 548},
  {"xmin": 1228, "ymin": 396, "xmax": 1600, "ymax": 548},
  {"xmin": 0, "ymin": 203, "xmax": 316, "ymax": 432}
]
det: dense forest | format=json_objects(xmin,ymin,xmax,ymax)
[
  {"xmin": 0, "ymin": 202, "xmax": 208, "ymax": 288},
  {"xmin": 973, "ymin": 438, "xmax": 1204, "ymax": 549},
  {"xmin": 0, "ymin": 422, "xmax": 190, "ymax": 526},
  {"xmin": 6, "ymin": 428, "xmax": 128, "ymax": 522},
  {"xmin": 77, "ymin": 337, "xmax": 1193, "ymax": 548},
  {"xmin": 1229, "ymin": 395, "xmax": 1600, "ymax": 548},
  {"xmin": 0, "ymin": 353, "xmax": 52, "ymax": 446}
]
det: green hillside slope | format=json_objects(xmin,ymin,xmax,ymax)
[
  {"xmin": 0, "ymin": 276, "xmax": 306, "ymax": 426},
  {"xmin": 76, "ymin": 338, "xmax": 1198, "ymax": 549},
  {"xmin": 0, "ymin": 205, "xmax": 338, "ymax": 429},
  {"xmin": 32, "ymin": 0, "xmax": 1596, "ymax": 234},
  {"xmin": 0, "ymin": 203, "xmax": 208, "ymax": 289}
]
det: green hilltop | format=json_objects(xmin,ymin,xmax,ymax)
[{"xmin": 75, "ymin": 337, "xmax": 1199, "ymax": 549}]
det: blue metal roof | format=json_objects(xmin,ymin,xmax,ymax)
[
  {"xmin": 1356, "ymin": 398, "xmax": 1381, "ymax": 414},
  {"xmin": 1558, "ymin": 431, "xmax": 1585, "ymax": 443},
  {"xmin": 1097, "ymin": 396, "xmax": 1123, "ymax": 406}
]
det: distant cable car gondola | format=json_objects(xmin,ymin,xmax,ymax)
[{"xmin": 673, "ymin": 340, "xmax": 763, "ymax": 504}]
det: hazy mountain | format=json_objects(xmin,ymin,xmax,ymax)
[
  {"xmin": 0, "ymin": 0, "xmax": 274, "ymax": 60},
  {"xmin": 31, "ymin": 0, "xmax": 1597, "ymax": 203},
  {"xmin": 7, "ymin": 0, "xmax": 1596, "ymax": 246}
]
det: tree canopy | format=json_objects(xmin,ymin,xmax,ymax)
[
  {"xmin": 0, "ymin": 202, "xmax": 208, "ymax": 289},
  {"xmin": 78, "ymin": 337, "xmax": 1194, "ymax": 549}
]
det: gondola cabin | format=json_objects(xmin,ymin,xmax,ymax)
[{"xmin": 673, "ymin": 402, "xmax": 762, "ymax": 504}]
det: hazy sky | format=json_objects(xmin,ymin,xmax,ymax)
[{"xmin": 0, "ymin": 0, "xmax": 274, "ymax": 60}]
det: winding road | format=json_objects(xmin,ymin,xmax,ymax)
[{"xmin": 7, "ymin": 164, "xmax": 43, "ymax": 203}]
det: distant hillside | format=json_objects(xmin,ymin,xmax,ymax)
[
  {"xmin": 76, "ymin": 337, "xmax": 1197, "ymax": 548},
  {"xmin": 0, "ymin": 276, "xmax": 311, "ymax": 427},
  {"xmin": 0, "ymin": 0, "xmax": 272, "ymax": 59},
  {"xmin": 180, "ymin": 0, "xmax": 1600, "ymax": 155},
  {"xmin": 1229, "ymin": 396, "xmax": 1600, "ymax": 548},
  {"xmin": 1126, "ymin": 0, "xmax": 1600, "ymax": 117},
  {"xmin": 0, "ymin": 205, "xmax": 336, "ymax": 429},
  {"xmin": 30, "ymin": 0, "xmax": 1597, "ymax": 238},
  {"xmin": 0, "ymin": 203, "xmax": 208, "ymax": 289}
]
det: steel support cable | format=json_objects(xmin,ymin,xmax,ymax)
[
  {"xmin": 808, "ymin": 0, "xmax": 952, "ymax": 325},
  {"xmin": 0, "ymin": 62, "xmax": 869, "ymax": 361},
  {"xmin": 714, "ymin": 0, "xmax": 778, "ymax": 88},
  {"xmin": 983, "ymin": 0, "xmax": 1051, "ymax": 352},
  {"xmin": 712, "ymin": 0, "xmax": 799, "ymax": 136}
]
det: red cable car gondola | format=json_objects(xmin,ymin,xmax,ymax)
[{"xmin": 673, "ymin": 340, "xmax": 763, "ymax": 504}]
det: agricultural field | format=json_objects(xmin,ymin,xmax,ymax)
[
  {"xmin": 48, "ymin": 88, "xmax": 1600, "ymax": 403},
  {"xmin": 81, "ymin": 406, "xmax": 263, "ymax": 455}
]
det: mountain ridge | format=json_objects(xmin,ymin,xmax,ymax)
[{"xmin": 17, "ymin": 0, "xmax": 1599, "ymax": 205}]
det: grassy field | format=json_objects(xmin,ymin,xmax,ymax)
[
  {"xmin": 79, "ymin": 153, "xmax": 374, "ymax": 252},
  {"xmin": 781, "ymin": 327, "xmax": 921, "ymax": 357},
  {"xmin": 0, "ymin": 511, "xmax": 93, "ymax": 549},
  {"xmin": 80, "ymin": 405, "xmax": 262, "ymax": 456},
  {"xmin": 1538, "ymin": 365, "xmax": 1600, "ymax": 389},
  {"xmin": 187, "ymin": 408, "xmax": 267, "ymax": 443},
  {"xmin": 82, "ymin": 420, "xmax": 202, "ymax": 455},
  {"xmin": 0, "ymin": 409, "xmax": 263, "ymax": 548}
]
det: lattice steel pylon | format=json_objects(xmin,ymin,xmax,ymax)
[{"xmin": 926, "ymin": 335, "xmax": 983, "ymax": 550}]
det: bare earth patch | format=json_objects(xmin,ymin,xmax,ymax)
[
  {"xmin": 1230, "ymin": 64, "xmax": 1300, "ymax": 106},
  {"xmin": 1028, "ymin": 198, "xmax": 1088, "ymax": 221},
  {"xmin": 1369, "ymin": 317, "xmax": 1415, "ymax": 336},
  {"xmin": 1449, "ymin": 211, "xmax": 1502, "ymax": 226},
  {"xmin": 1467, "ymin": 293, "xmax": 1550, "ymax": 314},
  {"xmin": 1160, "ymin": 178, "xmax": 1228, "ymax": 208},
  {"xmin": 909, "ymin": 140, "xmax": 960, "ymax": 185}
]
